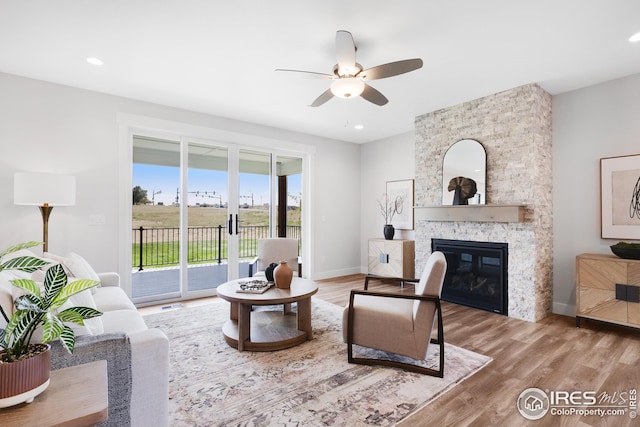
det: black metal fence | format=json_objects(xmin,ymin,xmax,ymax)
[{"xmin": 132, "ymin": 225, "xmax": 301, "ymax": 271}]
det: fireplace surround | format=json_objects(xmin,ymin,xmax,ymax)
[{"xmin": 413, "ymin": 83, "xmax": 553, "ymax": 322}]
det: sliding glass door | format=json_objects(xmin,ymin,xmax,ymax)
[
  {"xmin": 237, "ymin": 149, "xmax": 271, "ymax": 278},
  {"xmin": 186, "ymin": 142, "xmax": 230, "ymax": 293},
  {"xmin": 131, "ymin": 136, "xmax": 182, "ymax": 301},
  {"xmin": 130, "ymin": 135, "xmax": 303, "ymax": 304}
]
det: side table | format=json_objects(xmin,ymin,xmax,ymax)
[
  {"xmin": 368, "ymin": 238, "xmax": 415, "ymax": 278},
  {"xmin": 0, "ymin": 360, "xmax": 108, "ymax": 427}
]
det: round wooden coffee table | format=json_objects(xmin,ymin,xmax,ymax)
[{"xmin": 216, "ymin": 277, "xmax": 318, "ymax": 351}]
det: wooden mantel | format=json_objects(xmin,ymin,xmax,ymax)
[{"xmin": 414, "ymin": 205, "xmax": 526, "ymax": 223}]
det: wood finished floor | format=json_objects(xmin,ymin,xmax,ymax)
[
  {"xmin": 141, "ymin": 274, "xmax": 640, "ymax": 426},
  {"xmin": 314, "ymin": 274, "xmax": 640, "ymax": 427}
]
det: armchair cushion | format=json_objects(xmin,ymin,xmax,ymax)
[
  {"xmin": 343, "ymin": 251, "xmax": 447, "ymax": 376},
  {"xmin": 342, "ymin": 294, "xmax": 416, "ymax": 355},
  {"xmin": 249, "ymin": 238, "xmax": 300, "ymax": 277}
]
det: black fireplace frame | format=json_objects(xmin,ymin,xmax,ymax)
[{"xmin": 431, "ymin": 238, "xmax": 508, "ymax": 315}]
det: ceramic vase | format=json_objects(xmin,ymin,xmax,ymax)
[
  {"xmin": 264, "ymin": 262, "xmax": 278, "ymax": 281},
  {"xmin": 383, "ymin": 224, "xmax": 395, "ymax": 240},
  {"xmin": 274, "ymin": 260, "xmax": 293, "ymax": 289}
]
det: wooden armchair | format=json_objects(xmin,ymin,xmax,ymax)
[{"xmin": 343, "ymin": 251, "xmax": 447, "ymax": 376}]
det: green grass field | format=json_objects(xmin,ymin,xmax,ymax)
[{"xmin": 132, "ymin": 205, "xmax": 301, "ymax": 268}]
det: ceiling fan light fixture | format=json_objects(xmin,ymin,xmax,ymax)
[{"xmin": 331, "ymin": 77, "xmax": 365, "ymax": 99}]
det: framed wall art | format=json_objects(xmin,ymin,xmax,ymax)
[
  {"xmin": 600, "ymin": 154, "xmax": 640, "ymax": 239},
  {"xmin": 387, "ymin": 179, "xmax": 414, "ymax": 230}
]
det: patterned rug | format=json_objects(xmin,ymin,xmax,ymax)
[{"xmin": 143, "ymin": 297, "xmax": 491, "ymax": 426}]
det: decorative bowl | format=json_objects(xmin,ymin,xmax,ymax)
[{"xmin": 610, "ymin": 243, "xmax": 640, "ymax": 260}]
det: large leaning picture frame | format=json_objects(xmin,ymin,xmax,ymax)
[
  {"xmin": 601, "ymin": 154, "xmax": 640, "ymax": 239},
  {"xmin": 387, "ymin": 179, "xmax": 414, "ymax": 230}
]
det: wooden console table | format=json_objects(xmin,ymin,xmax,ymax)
[
  {"xmin": 576, "ymin": 253, "xmax": 640, "ymax": 328},
  {"xmin": 1, "ymin": 360, "xmax": 108, "ymax": 427},
  {"xmin": 368, "ymin": 239, "xmax": 415, "ymax": 279}
]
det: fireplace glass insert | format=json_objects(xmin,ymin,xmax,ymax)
[{"xmin": 431, "ymin": 239, "xmax": 508, "ymax": 315}]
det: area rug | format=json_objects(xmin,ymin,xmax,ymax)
[{"xmin": 143, "ymin": 298, "xmax": 491, "ymax": 426}]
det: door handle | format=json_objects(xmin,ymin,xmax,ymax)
[
  {"xmin": 228, "ymin": 214, "xmax": 233, "ymax": 235},
  {"xmin": 235, "ymin": 214, "xmax": 239, "ymax": 235}
]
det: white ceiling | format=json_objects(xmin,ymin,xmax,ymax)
[{"xmin": 2, "ymin": 1, "xmax": 640, "ymax": 144}]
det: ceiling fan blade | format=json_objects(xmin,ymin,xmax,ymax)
[
  {"xmin": 275, "ymin": 69, "xmax": 334, "ymax": 79},
  {"xmin": 361, "ymin": 58, "xmax": 423, "ymax": 80},
  {"xmin": 335, "ymin": 30, "xmax": 357, "ymax": 76},
  {"xmin": 310, "ymin": 89, "xmax": 334, "ymax": 107},
  {"xmin": 361, "ymin": 84, "xmax": 388, "ymax": 106}
]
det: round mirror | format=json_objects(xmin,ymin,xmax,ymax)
[{"xmin": 442, "ymin": 139, "xmax": 486, "ymax": 205}]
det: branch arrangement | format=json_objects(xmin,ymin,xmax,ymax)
[{"xmin": 378, "ymin": 193, "xmax": 405, "ymax": 225}]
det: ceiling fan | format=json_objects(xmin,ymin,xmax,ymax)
[{"xmin": 276, "ymin": 30, "xmax": 423, "ymax": 107}]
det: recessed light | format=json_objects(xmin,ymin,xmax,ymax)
[
  {"xmin": 86, "ymin": 57, "xmax": 104, "ymax": 66},
  {"xmin": 629, "ymin": 32, "xmax": 640, "ymax": 43},
  {"xmin": 354, "ymin": 124, "xmax": 364, "ymax": 130}
]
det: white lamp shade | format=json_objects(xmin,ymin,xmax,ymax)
[
  {"xmin": 14, "ymin": 172, "xmax": 76, "ymax": 206},
  {"xmin": 330, "ymin": 78, "xmax": 365, "ymax": 99}
]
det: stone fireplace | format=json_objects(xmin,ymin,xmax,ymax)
[{"xmin": 413, "ymin": 84, "xmax": 553, "ymax": 322}]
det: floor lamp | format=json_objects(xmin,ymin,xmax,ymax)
[{"xmin": 14, "ymin": 172, "xmax": 76, "ymax": 253}]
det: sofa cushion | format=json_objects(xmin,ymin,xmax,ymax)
[
  {"xmin": 43, "ymin": 251, "xmax": 99, "ymax": 281},
  {"xmin": 65, "ymin": 252, "xmax": 101, "ymax": 282},
  {"xmin": 64, "ymin": 288, "xmax": 104, "ymax": 335},
  {"xmin": 93, "ymin": 287, "xmax": 137, "ymax": 312},
  {"xmin": 101, "ymin": 310, "xmax": 148, "ymax": 334},
  {"xmin": 43, "ymin": 251, "xmax": 104, "ymax": 295}
]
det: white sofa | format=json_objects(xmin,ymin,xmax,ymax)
[{"xmin": 0, "ymin": 251, "xmax": 169, "ymax": 427}]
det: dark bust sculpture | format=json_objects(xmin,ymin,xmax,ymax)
[{"xmin": 448, "ymin": 176, "xmax": 477, "ymax": 205}]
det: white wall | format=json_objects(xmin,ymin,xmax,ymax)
[
  {"xmin": 359, "ymin": 131, "xmax": 415, "ymax": 271},
  {"xmin": 0, "ymin": 72, "xmax": 361, "ymax": 282},
  {"xmin": 552, "ymin": 72, "xmax": 640, "ymax": 315}
]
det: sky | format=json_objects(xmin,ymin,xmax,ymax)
[{"xmin": 133, "ymin": 164, "xmax": 301, "ymax": 207}]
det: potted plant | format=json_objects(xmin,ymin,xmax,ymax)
[
  {"xmin": 378, "ymin": 193, "xmax": 405, "ymax": 240},
  {"xmin": 0, "ymin": 241, "xmax": 102, "ymax": 408}
]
